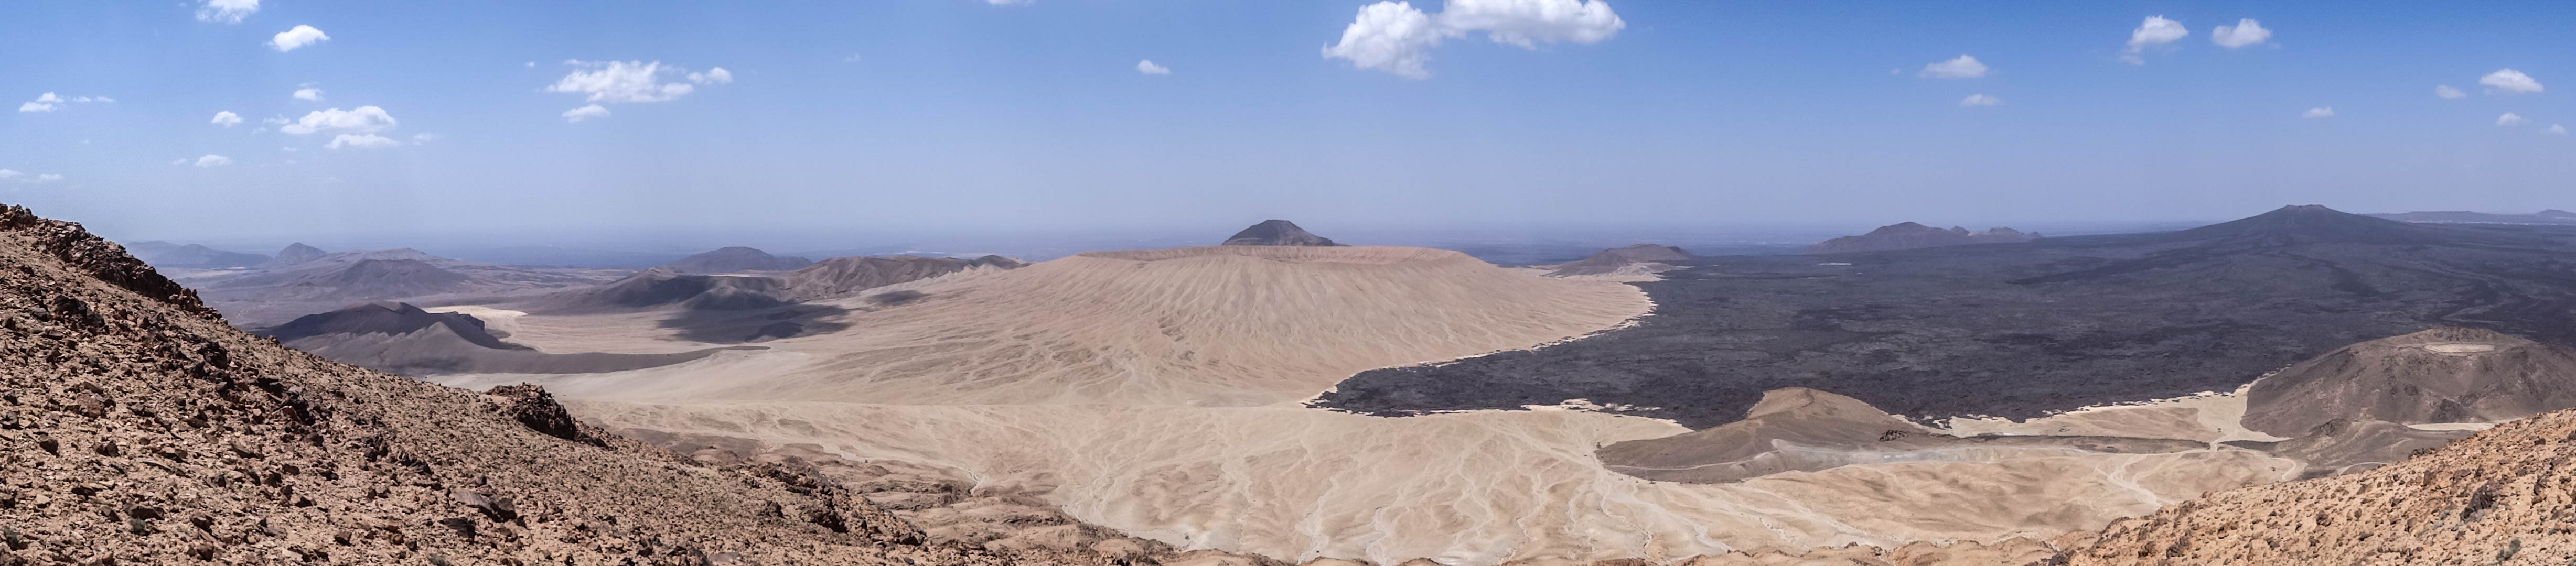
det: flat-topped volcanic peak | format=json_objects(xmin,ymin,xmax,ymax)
[
  {"xmin": 260, "ymin": 301, "xmax": 519, "ymax": 350},
  {"xmin": 2165, "ymin": 204, "xmax": 2456, "ymax": 245},
  {"xmin": 1221, "ymin": 219, "xmax": 1344, "ymax": 246},
  {"xmin": 2243, "ymin": 326, "xmax": 2576, "ymax": 436},
  {"xmin": 1809, "ymin": 222, "xmax": 2037, "ymax": 254},
  {"xmin": 662, "ymin": 246, "xmax": 814, "ymax": 274}
]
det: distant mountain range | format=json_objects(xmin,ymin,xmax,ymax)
[
  {"xmin": 123, "ymin": 240, "xmax": 269, "ymax": 268},
  {"xmin": 2365, "ymin": 209, "xmax": 2576, "ymax": 225}
]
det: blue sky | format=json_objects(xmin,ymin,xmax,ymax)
[{"xmin": 2, "ymin": 1, "xmax": 2570, "ymax": 245}]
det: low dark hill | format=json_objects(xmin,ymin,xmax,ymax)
[
  {"xmin": 0, "ymin": 203, "xmax": 1122, "ymax": 564},
  {"xmin": 2242, "ymin": 326, "xmax": 2576, "ymax": 437},
  {"xmin": 295, "ymin": 258, "xmax": 473, "ymax": 297},
  {"xmin": 1546, "ymin": 244, "xmax": 1692, "ymax": 276},
  {"xmin": 522, "ymin": 267, "xmax": 792, "ymax": 314},
  {"xmin": 124, "ymin": 240, "xmax": 271, "ymax": 268},
  {"xmin": 1809, "ymin": 222, "xmax": 2035, "ymax": 254},
  {"xmin": 1221, "ymin": 219, "xmax": 1343, "ymax": 246},
  {"xmin": 663, "ymin": 246, "xmax": 815, "ymax": 274},
  {"xmin": 260, "ymin": 301, "xmax": 522, "ymax": 351},
  {"xmin": 1315, "ymin": 205, "xmax": 2576, "ymax": 429}
]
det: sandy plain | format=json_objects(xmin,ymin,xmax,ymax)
[{"xmin": 430, "ymin": 245, "xmax": 2307, "ymax": 564}]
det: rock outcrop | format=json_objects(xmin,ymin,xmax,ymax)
[
  {"xmin": 1222, "ymin": 220, "xmax": 1343, "ymax": 246},
  {"xmin": 1808, "ymin": 222, "xmax": 2037, "ymax": 254},
  {"xmin": 0, "ymin": 202, "xmax": 1166, "ymax": 565}
]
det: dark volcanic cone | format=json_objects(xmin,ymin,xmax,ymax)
[
  {"xmin": 1809, "ymin": 222, "xmax": 2036, "ymax": 254},
  {"xmin": 1221, "ymin": 220, "xmax": 1343, "ymax": 246},
  {"xmin": 262, "ymin": 242, "xmax": 329, "ymax": 268},
  {"xmin": 2243, "ymin": 327, "xmax": 2576, "ymax": 437},
  {"xmin": 260, "ymin": 301, "xmax": 522, "ymax": 350}
]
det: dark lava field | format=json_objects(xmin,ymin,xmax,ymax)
[{"xmin": 1312, "ymin": 206, "xmax": 2576, "ymax": 429}]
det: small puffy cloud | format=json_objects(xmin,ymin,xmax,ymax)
[
  {"xmin": 2302, "ymin": 107, "xmax": 2334, "ymax": 118},
  {"xmin": 547, "ymin": 60, "xmax": 732, "ymax": 103},
  {"xmin": 2550, "ymin": 124, "xmax": 2568, "ymax": 136},
  {"xmin": 19, "ymin": 92, "xmax": 63, "ymax": 112},
  {"xmin": 412, "ymin": 133, "xmax": 439, "ymax": 142},
  {"xmin": 562, "ymin": 104, "xmax": 611, "ymax": 122},
  {"xmin": 292, "ymin": 86, "xmax": 324, "ymax": 101},
  {"xmin": 196, "ymin": 0, "xmax": 258, "ymax": 24},
  {"xmin": 1323, "ymin": 0, "xmax": 1625, "ymax": 79},
  {"xmin": 1919, "ymin": 55, "xmax": 1989, "ymax": 79},
  {"xmin": 1959, "ymin": 94, "xmax": 2000, "ymax": 106},
  {"xmin": 194, "ymin": 155, "xmax": 234, "ymax": 167},
  {"xmin": 211, "ymin": 111, "xmax": 243, "ymax": 127},
  {"xmin": 269, "ymin": 25, "xmax": 330, "ymax": 52},
  {"xmin": 2480, "ymin": 69, "xmax": 2542, "ymax": 94},
  {"xmin": 2210, "ymin": 19, "xmax": 2270, "ymax": 48},
  {"xmin": 1136, "ymin": 60, "xmax": 1171, "ymax": 75},
  {"xmin": 2435, "ymin": 85, "xmax": 2466, "ymax": 99},
  {"xmin": 2498, "ymin": 113, "xmax": 2527, "ymax": 126},
  {"xmin": 685, "ymin": 67, "xmax": 733, "ymax": 84},
  {"xmin": 325, "ymin": 134, "xmax": 398, "ymax": 149},
  {"xmin": 2121, "ymin": 15, "xmax": 2188, "ymax": 64},
  {"xmin": 280, "ymin": 106, "xmax": 398, "ymax": 135}
]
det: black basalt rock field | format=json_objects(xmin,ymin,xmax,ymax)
[{"xmin": 1313, "ymin": 205, "xmax": 2576, "ymax": 429}]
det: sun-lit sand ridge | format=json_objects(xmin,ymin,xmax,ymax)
[{"xmin": 432, "ymin": 244, "xmax": 2300, "ymax": 564}]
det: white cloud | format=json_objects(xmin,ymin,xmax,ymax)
[
  {"xmin": 2209, "ymin": 19, "xmax": 2270, "ymax": 48},
  {"xmin": 562, "ymin": 104, "xmax": 611, "ymax": 122},
  {"xmin": 1323, "ymin": 0, "xmax": 1625, "ymax": 79},
  {"xmin": 1136, "ymin": 60, "xmax": 1171, "ymax": 75},
  {"xmin": 196, "ymin": 0, "xmax": 258, "ymax": 24},
  {"xmin": 2121, "ymin": 16, "xmax": 2188, "ymax": 64},
  {"xmin": 2550, "ymin": 124, "xmax": 2568, "ymax": 136},
  {"xmin": 325, "ymin": 134, "xmax": 398, "ymax": 149},
  {"xmin": 547, "ymin": 60, "xmax": 734, "ymax": 103},
  {"xmin": 984, "ymin": 0, "xmax": 1030, "ymax": 5},
  {"xmin": 2435, "ymin": 85, "xmax": 2466, "ymax": 99},
  {"xmin": 280, "ymin": 106, "xmax": 398, "ymax": 135},
  {"xmin": 0, "ymin": 170, "xmax": 65, "ymax": 184},
  {"xmin": 412, "ymin": 133, "xmax": 439, "ymax": 142},
  {"xmin": 685, "ymin": 67, "xmax": 734, "ymax": 85},
  {"xmin": 32, "ymin": 174, "xmax": 61, "ymax": 183},
  {"xmin": 2480, "ymin": 69, "xmax": 2543, "ymax": 94},
  {"xmin": 0, "ymin": 170, "xmax": 16, "ymax": 179},
  {"xmin": 2302, "ymin": 107, "xmax": 2333, "ymax": 118},
  {"xmin": 18, "ymin": 92, "xmax": 63, "ymax": 112},
  {"xmin": 269, "ymin": 25, "xmax": 330, "ymax": 52},
  {"xmin": 194, "ymin": 155, "xmax": 234, "ymax": 167},
  {"xmin": 71, "ymin": 96, "xmax": 113, "ymax": 104},
  {"xmin": 1919, "ymin": 55, "xmax": 1989, "ymax": 79},
  {"xmin": 2498, "ymin": 113, "xmax": 2527, "ymax": 126},
  {"xmin": 1322, "ymin": 2, "xmax": 1443, "ymax": 79},
  {"xmin": 211, "ymin": 111, "xmax": 243, "ymax": 127},
  {"xmin": 292, "ymin": 86, "xmax": 324, "ymax": 101},
  {"xmin": 1959, "ymin": 94, "xmax": 2001, "ymax": 107}
]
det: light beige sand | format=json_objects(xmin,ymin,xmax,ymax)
[
  {"xmin": 426, "ymin": 245, "xmax": 2302, "ymax": 565},
  {"xmin": 560, "ymin": 400, "xmax": 2291, "ymax": 566},
  {"xmin": 1941, "ymin": 384, "xmax": 2289, "ymax": 444},
  {"xmin": 481, "ymin": 246, "xmax": 1651, "ymax": 407}
]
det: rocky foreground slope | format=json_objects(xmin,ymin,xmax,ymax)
[{"xmin": 0, "ymin": 204, "xmax": 1152, "ymax": 564}]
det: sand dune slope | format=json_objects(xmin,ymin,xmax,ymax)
[{"xmin": 556, "ymin": 245, "xmax": 1649, "ymax": 406}]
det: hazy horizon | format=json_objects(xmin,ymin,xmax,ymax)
[{"xmin": 6, "ymin": 1, "xmax": 2570, "ymax": 245}]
